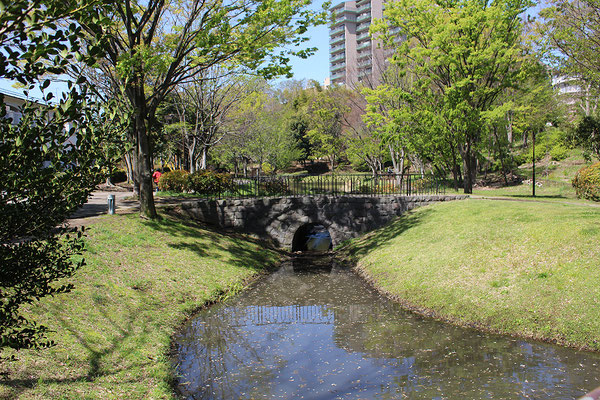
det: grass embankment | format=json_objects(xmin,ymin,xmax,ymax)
[
  {"xmin": 341, "ymin": 198, "xmax": 600, "ymax": 351},
  {"xmin": 471, "ymin": 182, "xmax": 585, "ymax": 202},
  {"xmin": 471, "ymin": 152, "xmax": 597, "ymax": 203},
  {"xmin": 0, "ymin": 214, "xmax": 279, "ymax": 399}
]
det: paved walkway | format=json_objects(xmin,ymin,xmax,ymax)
[
  {"xmin": 69, "ymin": 189, "xmax": 138, "ymax": 219},
  {"xmin": 68, "ymin": 189, "xmax": 202, "ymax": 226}
]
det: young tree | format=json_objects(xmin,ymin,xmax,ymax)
[
  {"xmin": 78, "ymin": 0, "xmax": 326, "ymax": 218},
  {"xmin": 306, "ymin": 85, "xmax": 351, "ymax": 172},
  {"xmin": 373, "ymin": 0, "xmax": 531, "ymax": 193},
  {"xmin": 223, "ymin": 80, "xmax": 302, "ymax": 174},
  {"xmin": 280, "ymin": 81, "xmax": 315, "ymax": 166},
  {"xmin": 0, "ymin": 1, "xmax": 122, "ymax": 353}
]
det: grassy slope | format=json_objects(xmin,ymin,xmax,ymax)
[
  {"xmin": 0, "ymin": 214, "xmax": 279, "ymax": 399},
  {"xmin": 341, "ymin": 198, "xmax": 600, "ymax": 351},
  {"xmin": 471, "ymin": 152, "xmax": 596, "ymax": 202}
]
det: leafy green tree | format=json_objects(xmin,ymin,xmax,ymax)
[
  {"xmin": 540, "ymin": 0, "xmax": 600, "ymax": 87},
  {"xmin": 373, "ymin": 0, "xmax": 531, "ymax": 193},
  {"xmin": 285, "ymin": 86, "xmax": 315, "ymax": 166},
  {"xmin": 222, "ymin": 80, "xmax": 302, "ymax": 174},
  {"xmin": 481, "ymin": 60, "xmax": 560, "ymax": 181},
  {"xmin": 364, "ymin": 64, "xmax": 461, "ymax": 185},
  {"xmin": 0, "ymin": 1, "xmax": 122, "ymax": 353},
  {"xmin": 306, "ymin": 85, "xmax": 350, "ymax": 172},
  {"xmin": 77, "ymin": 0, "xmax": 326, "ymax": 218},
  {"xmin": 574, "ymin": 116, "xmax": 600, "ymax": 160}
]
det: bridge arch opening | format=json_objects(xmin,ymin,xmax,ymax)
[{"xmin": 291, "ymin": 223, "xmax": 333, "ymax": 253}]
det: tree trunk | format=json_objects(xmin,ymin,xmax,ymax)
[
  {"xmin": 506, "ymin": 110, "xmax": 513, "ymax": 143},
  {"xmin": 493, "ymin": 125, "xmax": 509, "ymax": 185},
  {"xmin": 188, "ymin": 140, "xmax": 196, "ymax": 174},
  {"xmin": 132, "ymin": 145, "xmax": 140, "ymax": 196},
  {"xmin": 389, "ymin": 144, "xmax": 398, "ymax": 173},
  {"xmin": 460, "ymin": 141, "xmax": 476, "ymax": 194},
  {"xmin": 452, "ymin": 166, "xmax": 459, "ymax": 192},
  {"xmin": 124, "ymin": 153, "xmax": 133, "ymax": 184},
  {"xmin": 200, "ymin": 146, "xmax": 208, "ymax": 170},
  {"xmin": 132, "ymin": 92, "xmax": 157, "ymax": 219}
]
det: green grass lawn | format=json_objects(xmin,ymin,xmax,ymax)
[
  {"xmin": 470, "ymin": 182, "xmax": 584, "ymax": 201},
  {"xmin": 340, "ymin": 198, "xmax": 600, "ymax": 351},
  {"xmin": 0, "ymin": 214, "xmax": 280, "ymax": 399}
]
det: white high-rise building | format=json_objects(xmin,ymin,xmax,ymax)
[{"xmin": 329, "ymin": 0, "xmax": 387, "ymax": 87}]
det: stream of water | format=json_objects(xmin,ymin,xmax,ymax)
[{"xmin": 173, "ymin": 257, "xmax": 600, "ymax": 399}]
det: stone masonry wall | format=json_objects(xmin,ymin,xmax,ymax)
[{"xmin": 179, "ymin": 195, "xmax": 468, "ymax": 250}]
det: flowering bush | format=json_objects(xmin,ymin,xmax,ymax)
[{"xmin": 573, "ymin": 162, "xmax": 600, "ymax": 201}]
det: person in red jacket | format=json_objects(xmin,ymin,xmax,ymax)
[{"xmin": 152, "ymin": 169, "xmax": 162, "ymax": 191}]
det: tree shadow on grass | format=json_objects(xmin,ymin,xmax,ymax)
[
  {"xmin": 0, "ymin": 296, "xmax": 154, "ymax": 398},
  {"xmin": 342, "ymin": 208, "xmax": 432, "ymax": 261},
  {"xmin": 167, "ymin": 236, "xmax": 278, "ymax": 273},
  {"xmin": 142, "ymin": 210, "xmax": 281, "ymax": 273}
]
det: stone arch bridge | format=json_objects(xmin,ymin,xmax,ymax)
[{"xmin": 178, "ymin": 194, "xmax": 467, "ymax": 250}]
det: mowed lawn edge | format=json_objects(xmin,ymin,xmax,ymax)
[
  {"xmin": 0, "ymin": 213, "xmax": 281, "ymax": 399},
  {"xmin": 340, "ymin": 198, "xmax": 600, "ymax": 352}
]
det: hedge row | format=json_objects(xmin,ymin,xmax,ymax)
[{"xmin": 157, "ymin": 170, "xmax": 234, "ymax": 195}]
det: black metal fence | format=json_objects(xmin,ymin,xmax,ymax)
[{"xmin": 199, "ymin": 173, "xmax": 446, "ymax": 200}]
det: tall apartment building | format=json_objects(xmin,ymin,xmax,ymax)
[{"xmin": 329, "ymin": 0, "xmax": 386, "ymax": 87}]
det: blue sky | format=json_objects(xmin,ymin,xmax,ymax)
[{"xmin": 284, "ymin": 0, "xmax": 332, "ymax": 84}]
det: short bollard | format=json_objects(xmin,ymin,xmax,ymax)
[{"xmin": 107, "ymin": 194, "xmax": 115, "ymax": 215}]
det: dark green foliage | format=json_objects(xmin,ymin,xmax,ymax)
[
  {"xmin": 110, "ymin": 169, "xmax": 128, "ymax": 183},
  {"xmin": 158, "ymin": 170, "xmax": 190, "ymax": 192},
  {"xmin": 0, "ymin": 0, "xmax": 120, "ymax": 353},
  {"xmin": 0, "ymin": 233, "xmax": 85, "ymax": 350},
  {"xmin": 0, "ymin": 92, "xmax": 118, "ymax": 352},
  {"xmin": 260, "ymin": 178, "xmax": 290, "ymax": 196},
  {"xmin": 188, "ymin": 171, "xmax": 235, "ymax": 195},
  {"xmin": 572, "ymin": 162, "xmax": 600, "ymax": 201},
  {"xmin": 574, "ymin": 116, "xmax": 600, "ymax": 160}
]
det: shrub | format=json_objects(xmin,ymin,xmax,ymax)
[
  {"xmin": 526, "ymin": 142, "xmax": 547, "ymax": 163},
  {"xmin": 259, "ymin": 177, "xmax": 289, "ymax": 195},
  {"xmin": 110, "ymin": 168, "xmax": 127, "ymax": 183},
  {"xmin": 572, "ymin": 162, "xmax": 600, "ymax": 201},
  {"xmin": 158, "ymin": 170, "xmax": 189, "ymax": 192},
  {"xmin": 261, "ymin": 162, "xmax": 275, "ymax": 175},
  {"xmin": 512, "ymin": 153, "xmax": 527, "ymax": 167},
  {"xmin": 188, "ymin": 170, "xmax": 234, "ymax": 195},
  {"xmin": 550, "ymin": 145, "xmax": 569, "ymax": 161}
]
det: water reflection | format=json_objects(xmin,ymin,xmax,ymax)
[{"xmin": 174, "ymin": 257, "xmax": 600, "ymax": 399}]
